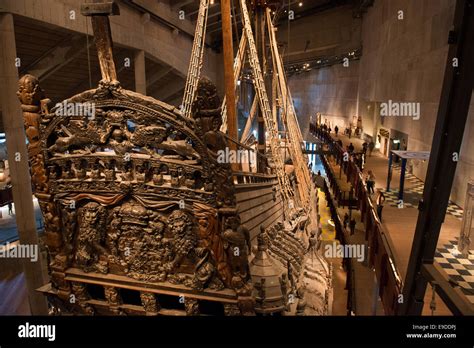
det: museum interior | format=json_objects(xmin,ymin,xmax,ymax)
[{"xmin": 0, "ymin": 0, "xmax": 473, "ymax": 317}]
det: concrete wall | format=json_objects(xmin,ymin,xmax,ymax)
[
  {"xmin": 357, "ymin": 0, "xmax": 474, "ymax": 206},
  {"xmin": 287, "ymin": 0, "xmax": 473, "ymax": 206},
  {"xmin": 289, "ymin": 62, "xmax": 360, "ymax": 138},
  {"xmin": 281, "ymin": 5, "xmax": 361, "ymax": 138}
]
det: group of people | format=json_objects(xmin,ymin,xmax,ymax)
[
  {"xmin": 311, "ymin": 122, "xmax": 386, "ymax": 222},
  {"xmin": 362, "ymin": 141, "xmax": 375, "ymax": 157},
  {"xmin": 364, "ymin": 170, "xmax": 385, "ymax": 221}
]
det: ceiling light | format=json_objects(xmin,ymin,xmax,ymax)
[
  {"xmin": 299, "ymin": 2, "xmax": 303, "ymax": 7},
  {"xmin": 210, "ymin": 0, "xmax": 215, "ymax": 4}
]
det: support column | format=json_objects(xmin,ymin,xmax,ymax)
[
  {"xmin": 134, "ymin": 50, "xmax": 146, "ymax": 95},
  {"xmin": 0, "ymin": 13, "xmax": 47, "ymax": 314},
  {"xmin": 386, "ymin": 151, "xmax": 393, "ymax": 192},
  {"xmin": 398, "ymin": 158, "xmax": 407, "ymax": 201}
]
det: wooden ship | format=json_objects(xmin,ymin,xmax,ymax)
[{"xmin": 17, "ymin": 0, "xmax": 332, "ymax": 316}]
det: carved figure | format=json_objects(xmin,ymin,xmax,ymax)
[
  {"xmin": 75, "ymin": 202, "xmax": 107, "ymax": 273},
  {"xmin": 222, "ymin": 216, "xmax": 251, "ymax": 279},
  {"xmin": 164, "ymin": 210, "xmax": 197, "ymax": 272}
]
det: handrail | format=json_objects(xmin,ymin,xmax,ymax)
[
  {"xmin": 220, "ymin": 132, "xmax": 266, "ymax": 159},
  {"xmin": 233, "ymin": 171, "xmax": 276, "ymax": 179},
  {"xmin": 312, "ymin": 124, "xmax": 403, "ymax": 314},
  {"xmin": 313, "ymin": 125, "xmax": 402, "ymax": 281}
]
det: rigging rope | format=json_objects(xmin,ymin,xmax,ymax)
[
  {"xmin": 266, "ymin": 8, "xmax": 311, "ymax": 210},
  {"xmin": 181, "ymin": 0, "xmax": 210, "ymax": 118},
  {"xmin": 239, "ymin": 0, "xmax": 294, "ymax": 204}
]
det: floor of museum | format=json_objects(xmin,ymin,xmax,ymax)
[{"xmin": 314, "ymin": 133, "xmax": 473, "ymax": 315}]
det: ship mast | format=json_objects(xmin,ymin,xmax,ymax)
[{"xmin": 220, "ymin": 0, "xmax": 239, "ymax": 171}]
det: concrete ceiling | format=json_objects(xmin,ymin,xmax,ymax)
[
  {"xmin": 12, "ymin": 14, "xmax": 184, "ymax": 105},
  {"xmin": 171, "ymin": 0, "xmax": 353, "ymax": 49}
]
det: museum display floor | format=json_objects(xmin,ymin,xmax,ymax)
[{"xmin": 316, "ymin": 132, "xmax": 473, "ymax": 313}]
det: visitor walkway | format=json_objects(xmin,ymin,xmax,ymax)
[{"xmin": 309, "ymin": 129, "xmax": 473, "ymax": 314}]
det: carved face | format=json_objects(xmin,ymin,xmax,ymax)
[
  {"xmin": 82, "ymin": 203, "xmax": 101, "ymax": 224},
  {"xmin": 84, "ymin": 208, "xmax": 99, "ymax": 223},
  {"xmin": 17, "ymin": 75, "xmax": 40, "ymax": 105},
  {"xmin": 170, "ymin": 218, "xmax": 185, "ymax": 235},
  {"xmin": 211, "ymin": 117, "xmax": 222, "ymax": 131},
  {"xmin": 111, "ymin": 129, "xmax": 124, "ymax": 142},
  {"xmin": 168, "ymin": 210, "xmax": 192, "ymax": 236},
  {"xmin": 226, "ymin": 216, "xmax": 240, "ymax": 230}
]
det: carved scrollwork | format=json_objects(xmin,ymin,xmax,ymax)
[{"xmin": 19, "ymin": 73, "xmax": 253, "ymax": 315}]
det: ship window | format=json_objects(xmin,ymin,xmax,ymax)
[
  {"xmin": 120, "ymin": 289, "xmax": 142, "ymax": 306},
  {"xmin": 198, "ymin": 300, "xmax": 225, "ymax": 316},
  {"xmin": 86, "ymin": 284, "xmax": 106, "ymax": 300},
  {"xmin": 156, "ymin": 294, "xmax": 185, "ymax": 310}
]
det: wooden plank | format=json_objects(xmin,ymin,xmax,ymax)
[{"xmin": 64, "ymin": 268, "xmax": 238, "ymax": 303}]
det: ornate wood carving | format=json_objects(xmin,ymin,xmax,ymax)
[{"xmin": 18, "ymin": 73, "xmax": 253, "ymax": 315}]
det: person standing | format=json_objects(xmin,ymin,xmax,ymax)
[
  {"xmin": 368, "ymin": 141, "xmax": 375, "ymax": 157},
  {"xmin": 334, "ymin": 125, "xmax": 339, "ymax": 137},
  {"xmin": 362, "ymin": 142, "xmax": 368, "ymax": 155},
  {"xmin": 366, "ymin": 170, "xmax": 376, "ymax": 194},
  {"xmin": 343, "ymin": 212, "xmax": 349, "ymax": 229},
  {"xmin": 348, "ymin": 143, "xmax": 355, "ymax": 154},
  {"xmin": 349, "ymin": 218, "xmax": 356, "ymax": 236},
  {"xmin": 348, "ymin": 127, "xmax": 352, "ymax": 139},
  {"xmin": 376, "ymin": 189, "xmax": 385, "ymax": 222},
  {"xmin": 8, "ymin": 202, "xmax": 13, "ymax": 215}
]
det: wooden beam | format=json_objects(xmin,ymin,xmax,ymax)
[
  {"xmin": 81, "ymin": 1, "xmax": 120, "ymax": 82},
  {"xmin": 147, "ymin": 66, "xmax": 173, "ymax": 89},
  {"xmin": 421, "ymin": 263, "xmax": 474, "ymax": 315},
  {"xmin": 221, "ymin": 0, "xmax": 238, "ymax": 142},
  {"xmin": 21, "ymin": 35, "xmax": 92, "ymax": 81},
  {"xmin": 152, "ymin": 78, "xmax": 184, "ymax": 101},
  {"xmin": 163, "ymin": 88, "xmax": 185, "ymax": 104},
  {"xmin": 172, "ymin": 0, "xmax": 195, "ymax": 11},
  {"xmin": 162, "ymin": 87, "xmax": 184, "ymax": 102}
]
